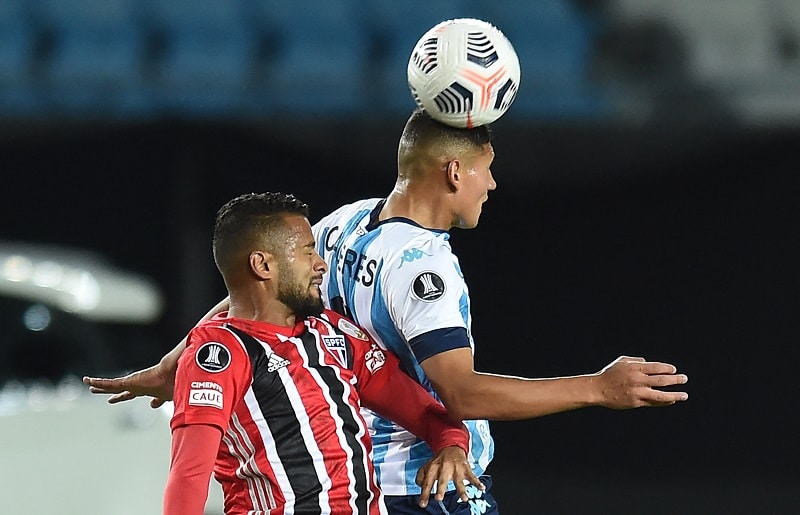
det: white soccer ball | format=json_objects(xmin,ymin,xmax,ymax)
[{"xmin": 407, "ymin": 18, "xmax": 520, "ymax": 128}]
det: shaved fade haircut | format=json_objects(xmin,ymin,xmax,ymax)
[
  {"xmin": 398, "ymin": 108, "xmax": 493, "ymax": 169},
  {"xmin": 213, "ymin": 192, "xmax": 310, "ymax": 274}
]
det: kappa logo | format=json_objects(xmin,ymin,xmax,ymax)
[
  {"xmin": 411, "ymin": 271, "xmax": 445, "ymax": 301},
  {"xmin": 196, "ymin": 342, "xmax": 231, "ymax": 373},
  {"xmin": 464, "ymin": 484, "xmax": 492, "ymax": 514},
  {"xmin": 398, "ymin": 247, "xmax": 432, "ymax": 268},
  {"xmin": 266, "ymin": 352, "xmax": 290, "ymax": 372}
]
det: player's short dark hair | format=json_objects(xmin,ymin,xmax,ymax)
[
  {"xmin": 401, "ymin": 107, "xmax": 493, "ymax": 152},
  {"xmin": 213, "ymin": 192, "xmax": 310, "ymax": 272}
]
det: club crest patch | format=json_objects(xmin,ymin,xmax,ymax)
[
  {"xmin": 195, "ymin": 342, "xmax": 231, "ymax": 373},
  {"xmin": 337, "ymin": 317, "xmax": 369, "ymax": 341},
  {"xmin": 411, "ymin": 271, "xmax": 446, "ymax": 301},
  {"xmin": 323, "ymin": 335, "xmax": 348, "ymax": 367}
]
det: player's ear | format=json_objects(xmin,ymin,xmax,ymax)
[
  {"xmin": 445, "ymin": 159, "xmax": 461, "ymax": 190},
  {"xmin": 249, "ymin": 251, "xmax": 272, "ymax": 280}
]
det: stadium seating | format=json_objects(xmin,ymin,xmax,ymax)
[
  {"xmin": 477, "ymin": 0, "xmax": 611, "ymax": 120},
  {"xmin": 142, "ymin": 0, "xmax": 257, "ymax": 116},
  {"xmin": 0, "ymin": 0, "xmax": 618, "ymax": 121},
  {"xmin": 0, "ymin": 0, "xmax": 40, "ymax": 115},
  {"xmin": 27, "ymin": 0, "xmax": 148, "ymax": 116},
  {"xmin": 361, "ymin": 0, "xmax": 482, "ymax": 114},
  {"xmin": 609, "ymin": 0, "xmax": 782, "ymax": 87},
  {"xmin": 246, "ymin": 0, "xmax": 369, "ymax": 116}
]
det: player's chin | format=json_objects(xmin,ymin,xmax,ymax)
[
  {"xmin": 456, "ymin": 217, "xmax": 480, "ymax": 230},
  {"xmin": 313, "ymin": 283, "xmax": 329, "ymax": 301},
  {"xmin": 466, "ymin": 209, "xmax": 484, "ymax": 229}
]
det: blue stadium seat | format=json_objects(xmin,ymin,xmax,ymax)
[
  {"xmin": 143, "ymin": 0, "xmax": 257, "ymax": 116},
  {"xmin": 362, "ymin": 0, "xmax": 482, "ymax": 115},
  {"xmin": 247, "ymin": 0, "xmax": 369, "ymax": 115},
  {"xmin": 28, "ymin": 0, "xmax": 148, "ymax": 116},
  {"xmin": 477, "ymin": 0, "xmax": 611, "ymax": 120},
  {"xmin": 0, "ymin": 0, "xmax": 41, "ymax": 115},
  {"xmin": 0, "ymin": 0, "xmax": 34, "ymax": 84}
]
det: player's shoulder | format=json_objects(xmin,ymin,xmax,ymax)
[
  {"xmin": 404, "ymin": 226, "xmax": 452, "ymax": 252},
  {"xmin": 313, "ymin": 309, "xmax": 372, "ymax": 342},
  {"xmin": 316, "ymin": 197, "xmax": 381, "ymax": 224},
  {"xmin": 190, "ymin": 316, "xmax": 229, "ymax": 339},
  {"xmin": 377, "ymin": 228, "xmax": 463, "ymax": 304},
  {"xmin": 188, "ymin": 317, "xmax": 246, "ymax": 352},
  {"xmin": 381, "ymin": 228, "xmax": 456, "ymax": 273},
  {"xmin": 182, "ymin": 318, "xmax": 244, "ymax": 371}
]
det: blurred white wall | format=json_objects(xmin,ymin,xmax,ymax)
[{"xmin": 0, "ymin": 381, "xmax": 224, "ymax": 515}]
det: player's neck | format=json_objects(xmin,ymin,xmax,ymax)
[
  {"xmin": 382, "ymin": 187, "xmax": 452, "ymax": 231},
  {"xmin": 228, "ymin": 293, "xmax": 299, "ymax": 327}
]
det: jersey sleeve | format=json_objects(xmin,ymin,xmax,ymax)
[
  {"xmin": 163, "ymin": 424, "xmax": 222, "ymax": 515},
  {"xmin": 348, "ymin": 324, "xmax": 469, "ymax": 454},
  {"xmin": 170, "ymin": 324, "xmax": 251, "ymax": 434},
  {"xmin": 382, "ymin": 237, "xmax": 471, "ymax": 351}
]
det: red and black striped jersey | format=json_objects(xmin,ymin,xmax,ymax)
[{"xmin": 170, "ymin": 308, "xmax": 468, "ymax": 514}]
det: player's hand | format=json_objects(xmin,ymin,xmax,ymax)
[
  {"xmin": 595, "ymin": 355, "xmax": 689, "ymax": 408},
  {"xmin": 83, "ymin": 362, "xmax": 175, "ymax": 409},
  {"xmin": 415, "ymin": 445, "xmax": 484, "ymax": 508}
]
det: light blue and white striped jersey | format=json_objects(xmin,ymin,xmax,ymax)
[{"xmin": 312, "ymin": 197, "xmax": 494, "ymax": 496}]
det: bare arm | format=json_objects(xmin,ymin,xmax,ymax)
[
  {"xmin": 83, "ymin": 297, "xmax": 231, "ymax": 407},
  {"xmin": 421, "ymin": 349, "xmax": 689, "ymax": 421}
]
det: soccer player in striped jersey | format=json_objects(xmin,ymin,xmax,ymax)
[
  {"xmin": 162, "ymin": 192, "xmax": 481, "ymax": 514},
  {"xmin": 85, "ymin": 110, "xmax": 689, "ymax": 515}
]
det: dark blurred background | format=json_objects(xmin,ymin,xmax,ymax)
[{"xmin": 1, "ymin": 1, "xmax": 799, "ymax": 513}]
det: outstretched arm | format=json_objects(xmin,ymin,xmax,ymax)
[
  {"xmin": 83, "ymin": 296, "xmax": 231, "ymax": 407},
  {"xmin": 421, "ymin": 351, "xmax": 689, "ymax": 421}
]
